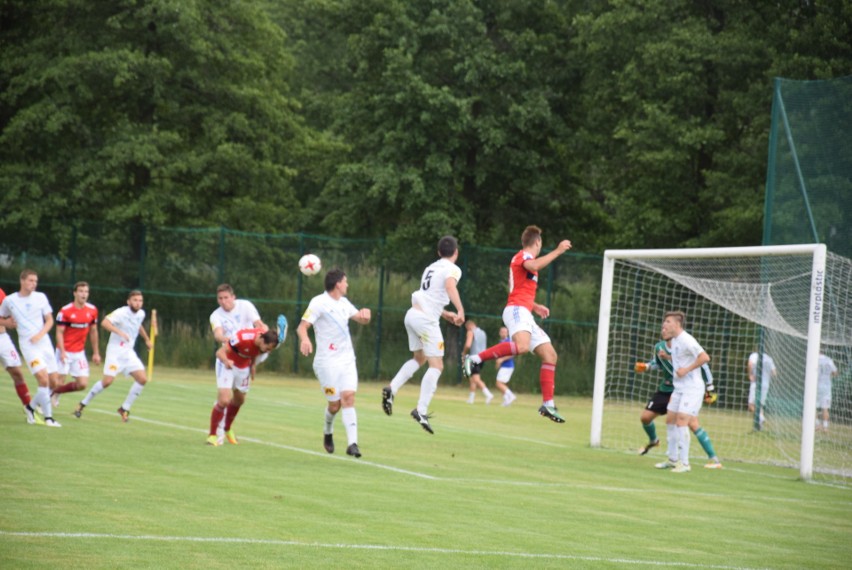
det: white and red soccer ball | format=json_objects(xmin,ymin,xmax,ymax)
[{"xmin": 299, "ymin": 254, "xmax": 322, "ymax": 276}]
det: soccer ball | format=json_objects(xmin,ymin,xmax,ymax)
[{"xmin": 299, "ymin": 254, "xmax": 322, "ymax": 276}]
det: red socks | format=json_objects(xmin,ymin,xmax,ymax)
[
  {"xmin": 477, "ymin": 341, "xmax": 517, "ymax": 362},
  {"xmin": 210, "ymin": 404, "xmax": 226, "ymax": 436},
  {"xmin": 224, "ymin": 402, "xmax": 242, "ymax": 431},
  {"xmin": 540, "ymin": 363, "xmax": 556, "ymax": 402},
  {"xmin": 15, "ymin": 382, "xmax": 31, "ymax": 406},
  {"xmin": 54, "ymin": 381, "xmax": 81, "ymax": 394}
]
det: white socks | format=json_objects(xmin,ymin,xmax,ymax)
[
  {"xmin": 324, "ymin": 408, "xmax": 336, "ymax": 434},
  {"xmin": 341, "ymin": 407, "xmax": 357, "ymax": 446},
  {"xmin": 36, "ymin": 386, "xmax": 53, "ymax": 418},
  {"xmin": 390, "ymin": 359, "xmax": 421, "ymax": 394},
  {"xmin": 678, "ymin": 425, "xmax": 691, "ymax": 465},
  {"xmin": 666, "ymin": 423, "xmax": 677, "ymax": 461},
  {"xmin": 81, "ymin": 381, "xmax": 105, "ymax": 406},
  {"xmin": 122, "ymin": 381, "xmax": 145, "ymax": 410},
  {"xmin": 417, "ymin": 367, "xmax": 441, "ymax": 414}
]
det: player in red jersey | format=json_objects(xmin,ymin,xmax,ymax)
[
  {"xmin": 206, "ymin": 328, "xmax": 279, "ymax": 446},
  {"xmin": 0, "ymin": 287, "xmax": 39, "ymax": 423},
  {"xmin": 463, "ymin": 225, "xmax": 572, "ymax": 423},
  {"xmin": 52, "ymin": 282, "xmax": 101, "ymax": 405}
]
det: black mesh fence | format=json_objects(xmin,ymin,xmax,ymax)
[{"xmin": 0, "ymin": 223, "xmax": 602, "ymax": 395}]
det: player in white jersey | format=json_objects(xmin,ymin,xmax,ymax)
[
  {"xmin": 747, "ymin": 348, "xmax": 777, "ymax": 429},
  {"xmin": 0, "ymin": 270, "xmax": 62, "ymax": 427},
  {"xmin": 381, "ymin": 236, "xmax": 465, "ymax": 434},
  {"xmin": 0, "ymin": 308, "xmax": 39, "ymax": 423},
  {"xmin": 297, "ymin": 268, "xmax": 371, "ymax": 457},
  {"xmin": 74, "ymin": 290, "xmax": 151, "ymax": 422},
  {"xmin": 209, "ymin": 283, "xmax": 268, "ymax": 444},
  {"xmin": 654, "ymin": 311, "xmax": 710, "ymax": 473},
  {"xmin": 816, "ymin": 353, "xmax": 838, "ymax": 431}
]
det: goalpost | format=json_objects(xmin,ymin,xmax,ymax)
[{"xmin": 591, "ymin": 244, "xmax": 852, "ymax": 484}]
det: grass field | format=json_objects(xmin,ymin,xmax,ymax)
[{"xmin": 2, "ymin": 367, "xmax": 851, "ymax": 569}]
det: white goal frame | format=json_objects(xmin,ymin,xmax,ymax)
[{"xmin": 591, "ymin": 244, "xmax": 827, "ymax": 481}]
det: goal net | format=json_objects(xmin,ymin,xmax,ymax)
[{"xmin": 591, "ymin": 244, "xmax": 852, "ymax": 485}]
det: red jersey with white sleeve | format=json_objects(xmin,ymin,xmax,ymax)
[
  {"xmin": 56, "ymin": 302, "xmax": 98, "ymax": 352},
  {"xmin": 226, "ymin": 329, "xmax": 264, "ymax": 369},
  {"xmin": 506, "ymin": 250, "xmax": 538, "ymax": 311}
]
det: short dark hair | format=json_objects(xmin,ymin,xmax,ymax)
[
  {"xmin": 325, "ymin": 268, "xmax": 346, "ymax": 292},
  {"xmin": 521, "ymin": 225, "xmax": 542, "ymax": 248},
  {"xmin": 73, "ymin": 281, "xmax": 89, "ymax": 292},
  {"xmin": 438, "ymin": 236, "xmax": 458, "ymax": 258},
  {"xmin": 128, "ymin": 289, "xmax": 143, "ymax": 299},
  {"xmin": 20, "ymin": 269, "xmax": 37, "ymax": 280},
  {"xmin": 261, "ymin": 329, "xmax": 279, "ymax": 347}
]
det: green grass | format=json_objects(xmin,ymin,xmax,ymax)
[{"xmin": 2, "ymin": 367, "xmax": 850, "ymax": 569}]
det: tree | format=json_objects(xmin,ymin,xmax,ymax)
[
  {"xmin": 0, "ymin": 0, "xmax": 314, "ymax": 258},
  {"xmin": 277, "ymin": 0, "xmax": 606, "ymax": 269}
]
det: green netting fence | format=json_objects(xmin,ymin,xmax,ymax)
[
  {"xmin": 764, "ymin": 75, "xmax": 852, "ymax": 257},
  {"xmin": 0, "ymin": 224, "xmax": 602, "ymax": 396}
]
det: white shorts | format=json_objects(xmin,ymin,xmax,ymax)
[
  {"xmin": 56, "ymin": 349, "xmax": 90, "ymax": 378},
  {"xmin": 215, "ymin": 360, "xmax": 252, "ymax": 393},
  {"xmin": 103, "ymin": 346, "xmax": 145, "ymax": 378},
  {"xmin": 19, "ymin": 336, "xmax": 58, "ymax": 375},
  {"xmin": 313, "ymin": 361, "xmax": 358, "ymax": 402},
  {"xmin": 748, "ymin": 381, "xmax": 770, "ymax": 406},
  {"xmin": 0, "ymin": 333, "xmax": 22, "ymax": 368},
  {"xmin": 817, "ymin": 384, "xmax": 831, "ymax": 409},
  {"xmin": 404, "ymin": 307, "xmax": 445, "ymax": 358},
  {"xmin": 667, "ymin": 386, "xmax": 704, "ymax": 417},
  {"xmin": 502, "ymin": 305, "xmax": 551, "ymax": 352},
  {"xmin": 496, "ymin": 367, "xmax": 515, "ymax": 383}
]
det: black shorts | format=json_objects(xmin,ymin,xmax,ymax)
[
  {"xmin": 645, "ymin": 391, "xmax": 672, "ymax": 415},
  {"xmin": 469, "ymin": 362, "xmax": 483, "ymax": 375}
]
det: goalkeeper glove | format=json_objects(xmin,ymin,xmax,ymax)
[
  {"xmin": 634, "ymin": 361, "xmax": 649, "ymax": 373},
  {"xmin": 704, "ymin": 388, "xmax": 718, "ymax": 405}
]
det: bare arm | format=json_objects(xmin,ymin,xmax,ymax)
[
  {"xmin": 351, "ymin": 308, "xmax": 371, "ymax": 325},
  {"xmin": 531, "ymin": 302, "xmax": 550, "ymax": 319},
  {"xmin": 296, "ymin": 320, "xmax": 313, "ymax": 356},
  {"xmin": 102, "ymin": 317, "xmax": 129, "ymax": 342},
  {"xmin": 56, "ymin": 324, "xmax": 67, "ymax": 361},
  {"xmin": 676, "ymin": 351, "xmax": 710, "ymax": 378},
  {"xmin": 444, "ymin": 277, "xmax": 465, "ymax": 326},
  {"xmin": 522, "ymin": 240, "xmax": 572, "ymax": 273},
  {"xmin": 138, "ymin": 324, "xmax": 152, "ymax": 350},
  {"xmin": 215, "ymin": 345, "xmax": 234, "ymax": 368},
  {"xmin": 462, "ymin": 329, "xmax": 473, "ymax": 355},
  {"xmin": 212, "ymin": 326, "xmax": 230, "ymax": 344},
  {"xmin": 31, "ymin": 312, "xmax": 53, "ymax": 343},
  {"xmin": 89, "ymin": 324, "xmax": 101, "ymax": 364}
]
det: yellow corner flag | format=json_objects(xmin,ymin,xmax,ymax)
[{"xmin": 147, "ymin": 309, "xmax": 158, "ymax": 381}]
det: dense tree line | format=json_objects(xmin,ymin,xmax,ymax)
[{"xmin": 1, "ymin": 0, "xmax": 850, "ymax": 261}]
